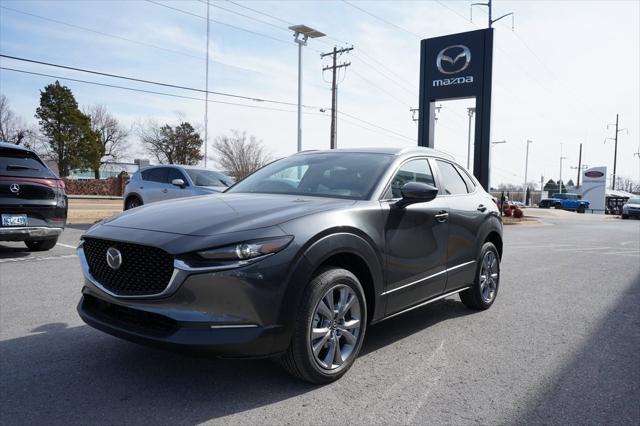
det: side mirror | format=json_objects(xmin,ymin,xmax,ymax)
[
  {"xmin": 171, "ymin": 178, "xmax": 186, "ymax": 188},
  {"xmin": 396, "ymin": 182, "xmax": 438, "ymax": 208}
]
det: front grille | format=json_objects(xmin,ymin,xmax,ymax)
[{"xmin": 82, "ymin": 237, "xmax": 174, "ymax": 296}]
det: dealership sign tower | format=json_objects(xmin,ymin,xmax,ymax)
[{"xmin": 418, "ymin": 29, "xmax": 494, "ymax": 189}]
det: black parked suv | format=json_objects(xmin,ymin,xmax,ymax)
[
  {"xmin": 0, "ymin": 142, "xmax": 67, "ymax": 251},
  {"xmin": 77, "ymin": 147, "xmax": 502, "ymax": 383}
]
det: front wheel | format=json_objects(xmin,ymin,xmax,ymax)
[
  {"xmin": 460, "ymin": 242, "xmax": 500, "ymax": 310},
  {"xmin": 25, "ymin": 237, "xmax": 58, "ymax": 251},
  {"xmin": 280, "ymin": 267, "xmax": 367, "ymax": 384},
  {"xmin": 124, "ymin": 196, "xmax": 143, "ymax": 210}
]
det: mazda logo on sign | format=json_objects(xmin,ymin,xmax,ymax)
[
  {"xmin": 436, "ymin": 45, "xmax": 471, "ymax": 75},
  {"xmin": 9, "ymin": 184, "xmax": 20, "ymax": 194},
  {"xmin": 585, "ymin": 171, "xmax": 604, "ymax": 178},
  {"xmin": 106, "ymin": 247, "xmax": 123, "ymax": 270}
]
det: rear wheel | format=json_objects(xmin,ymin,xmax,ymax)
[
  {"xmin": 621, "ymin": 214, "xmax": 628, "ymax": 219},
  {"xmin": 460, "ymin": 242, "xmax": 500, "ymax": 310},
  {"xmin": 577, "ymin": 206, "xmax": 586, "ymax": 213},
  {"xmin": 25, "ymin": 237, "xmax": 58, "ymax": 251},
  {"xmin": 280, "ymin": 267, "xmax": 367, "ymax": 384},
  {"xmin": 554, "ymin": 203, "xmax": 562, "ymax": 209},
  {"xmin": 125, "ymin": 196, "xmax": 142, "ymax": 210}
]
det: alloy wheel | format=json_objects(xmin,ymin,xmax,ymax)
[
  {"xmin": 310, "ymin": 284, "xmax": 362, "ymax": 370},
  {"xmin": 479, "ymin": 250, "xmax": 499, "ymax": 303}
]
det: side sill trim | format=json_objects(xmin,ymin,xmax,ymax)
[
  {"xmin": 380, "ymin": 286, "xmax": 471, "ymax": 322},
  {"xmin": 381, "ymin": 260, "xmax": 475, "ymax": 296},
  {"xmin": 209, "ymin": 324, "xmax": 259, "ymax": 329}
]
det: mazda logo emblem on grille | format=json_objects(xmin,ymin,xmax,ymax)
[
  {"xmin": 106, "ymin": 247, "xmax": 123, "ymax": 270},
  {"xmin": 9, "ymin": 184, "xmax": 20, "ymax": 194},
  {"xmin": 436, "ymin": 45, "xmax": 471, "ymax": 75}
]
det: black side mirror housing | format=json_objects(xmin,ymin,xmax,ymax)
[{"xmin": 396, "ymin": 182, "xmax": 438, "ymax": 208}]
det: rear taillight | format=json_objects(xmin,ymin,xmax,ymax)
[{"xmin": 0, "ymin": 176, "xmax": 64, "ymax": 188}]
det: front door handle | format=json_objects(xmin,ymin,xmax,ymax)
[
  {"xmin": 477, "ymin": 204, "xmax": 487, "ymax": 212},
  {"xmin": 435, "ymin": 211, "xmax": 449, "ymax": 223},
  {"xmin": 162, "ymin": 189, "xmax": 168, "ymax": 193}
]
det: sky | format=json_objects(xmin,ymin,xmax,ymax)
[{"xmin": 1, "ymin": 0, "xmax": 639, "ymax": 189}]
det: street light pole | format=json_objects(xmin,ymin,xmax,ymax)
[
  {"xmin": 289, "ymin": 25, "xmax": 325, "ymax": 153},
  {"xmin": 523, "ymin": 139, "xmax": 532, "ymax": 204},
  {"xmin": 559, "ymin": 143, "xmax": 567, "ymax": 195},
  {"xmin": 489, "ymin": 140, "xmax": 506, "ymax": 190},
  {"xmin": 466, "ymin": 107, "xmax": 475, "ymax": 169}
]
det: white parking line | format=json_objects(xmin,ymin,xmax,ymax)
[
  {"xmin": 0, "ymin": 254, "xmax": 77, "ymax": 264},
  {"xmin": 56, "ymin": 243, "xmax": 77, "ymax": 249}
]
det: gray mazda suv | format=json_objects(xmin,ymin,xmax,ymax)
[{"xmin": 77, "ymin": 147, "xmax": 503, "ymax": 383}]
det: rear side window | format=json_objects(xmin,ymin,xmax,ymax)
[
  {"xmin": 141, "ymin": 167, "xmax": 168, "ymax": 183},
  {"xmin": 384, "ymin": 159, "xmax": 435, "ymax": 199},
  {"xmin": 455, "ymin": 165, "xmax": 476, "ymax": 192},
  {"xmin": 0, "ymin": 149, "xmax": 57, "ymax": 179},
  {"xmin": 436, "ymin": 160, "xmax": 469, "ymax": 195}
]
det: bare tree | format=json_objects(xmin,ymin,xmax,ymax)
[
  {"xmin": 85, "ymin": 105, "xmax": 129, "ymax": 178},
  {"xmin": 0, "ymin": 94, "xmax": 35, "ymax": 147},
  {"xmin": 213, "ymin": 130, "xmax": 271, "ymax": 180},
  {"xmin": 137, "ymin": 118, "xmax": 203, "ymax": 165}
]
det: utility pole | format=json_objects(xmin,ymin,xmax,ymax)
[
  {"xmin": 576, "ymin": 143, "xmax": 582, "ymax": 188},
  {"xmin": 605, "ymin": 114, "xmax": 627, "ymax": 190},
  {"xmin": 540, "ymin": 175, "xmax": 544, "ymax": 205},
  {"xmin": 203, "ymin": 0, "xmax": 210, "ymax": 167},
  {"xmin": 523, "ymin": 139, "xmax": 532, "ymax": 204},
  {"xmin": 466, "ymin": 107, "xmax": 476, "ymax": 169},
  {"xmin": 321, "ymin": 46, "xmax": 353, "ymax": 149}
]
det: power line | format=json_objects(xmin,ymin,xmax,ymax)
[
  {"xmin": 225, "ymin": 0, "xmax": 294, "ymax": 26},
  {"xmin": 0, "ymin": 54, "xmax": 321, "ymax": 109},
  {"xmin": 337, "ymin": 111, "xmax": 414, "ymax": 142},
  {"xmin": 145, "ymin": 0, "xmax": 297, "ymax": 49},
  {"xmin": 349, "ymin": 69, "xmax": 413, "ymax": 107},
  {"xmin": 0, "ymin": 5, "xmax": 266, "ymax": 76},
  {"xmin": 341, "ymin": 0, "xmax": 421, "ymax": 39},
  {"xmin": 197, "ymin": 0, "xmax": 291, "ymax": 34},
  {"xmin": 0, "ymin": 66, "xmax": 301, "ymax": 113},
  {"xmin": 350, "ymin": 53, "xmax": 417, "ymax": 96}
]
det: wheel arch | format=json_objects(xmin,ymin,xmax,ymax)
[{"xmin": 280, "ymin": 229, "xmax": 385, "ymax": 328}]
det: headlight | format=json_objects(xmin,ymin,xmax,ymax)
[{"xmin": 197, "ymin": 236, "xmax": 293, "ymax": 261}]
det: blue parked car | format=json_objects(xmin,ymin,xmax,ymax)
[{"xmin": 538, "ymin": 193, "xmax": 589, "ymax": 213}]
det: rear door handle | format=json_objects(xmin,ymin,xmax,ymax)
[
  {"xmin": 477, "ymin": 204, "xmax": 487, "ymax": 212},
  {"xmin": 435, "ymin": 211, "xmax": 449, "ymax": 223},
  {"xmin": 162, "ymin": 189, "xmax": 168, "ymax": 193}
]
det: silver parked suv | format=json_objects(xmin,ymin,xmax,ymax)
[{"xmin": 123, "ymin": 165, "xmax": 233, "ymax": 210}]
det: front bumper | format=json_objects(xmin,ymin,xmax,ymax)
[
  {"xmin": 76, "ymin": 240, "xmax": 294, "ymax": 358},
  {"xmin": 623, "ymin": 209, "xmax": 640, "ymax": 217},
  {"xmin": 0, "ymin": 226, "xmax": 63, "ymax": 241}
]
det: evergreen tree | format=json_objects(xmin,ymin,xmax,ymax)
[{"xmin": 35, "ymin": 81, "xmax": 100, "ymax": 176}]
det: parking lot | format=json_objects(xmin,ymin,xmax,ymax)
[{"xmin": 1, "ymin": 215, "xmax": 638, "ymax": 425}]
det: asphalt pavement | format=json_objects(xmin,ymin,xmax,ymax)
[{"xmin": 1, "ymin": 215, "xmax": 638, "ymax": 425}]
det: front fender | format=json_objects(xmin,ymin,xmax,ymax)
[{"xmin": 278, "ymin": 230, "xmax": 385, "ymax": 329}]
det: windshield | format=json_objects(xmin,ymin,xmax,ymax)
[
  {"xmin": 185, "ymin": 169, "xmax": 233, "ymax": 187},
  {"xmin": 627, "ymin": 197, "xmax": 640, "ymax": 204},
  {"xmin": 227, "ymin": 152, "xmax": 394, "ymax": 200}
]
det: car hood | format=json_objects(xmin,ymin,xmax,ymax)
[{"xmin": 102, "ymin": 193, "xmax": 356, "ymax": 236}]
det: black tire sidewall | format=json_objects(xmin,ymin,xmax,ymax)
[{"xmin": 125, "ymin": 196, "xmax": 141, "ymax": 210}]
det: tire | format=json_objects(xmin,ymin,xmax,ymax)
[
  {"xmin": 280, "ymin": 267, "xmax": 367, "ymax": 384},
  {"xmin": 577, "ymin": 206, "xmax": 585, "ymax": 213},
  {"xmin": 460, "ymin": 242, "xmax": 500, "ymax": 310},
  {"xmin": 554, "ymin": 203, "xmax": 562, "ymax": 209},
  {"xmin": 621, "ymin": 214, "xmax": 628, "ymax": 219},
  {"xmin": 25, "ymin": 237, "xmax": 58, "ymax": 251},
  {"xmin": 125, "ymin": 196, "xmax": 143, "ymax": 210}
]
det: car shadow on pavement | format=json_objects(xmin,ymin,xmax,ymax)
[
  {"xmin": 511, "ymin": 273, "xmax": 640, "ymax": 424},
  {"xmin": 0, "ymin": 245, "xmax": 31, "ymax": 259},
  {"xmin": 0, "ymin": 296, "xmax": 474, "ymax": 424}
]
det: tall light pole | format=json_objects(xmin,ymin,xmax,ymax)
[
  {"xmin": 559, "ymin": 143, "xmax": 567, "ymax": 195},
  {"xmin": 523, "ymin": 139, "xmax": 532, "ymax": 204},
  {"xmin": 203, "ymin": 0, "xmax": 210, "ymax": 167},
  {"xmin": 466, "ymin": 107, "xmax": 476, "ymax": 169},
  {"xmin": 289, "ymin": 25, "xmax": 325, "ymax": 152}
]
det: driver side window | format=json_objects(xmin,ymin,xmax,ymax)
[{"xmin": 384, "ymin": 159, "xmax": 435, "ymax": 199}]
